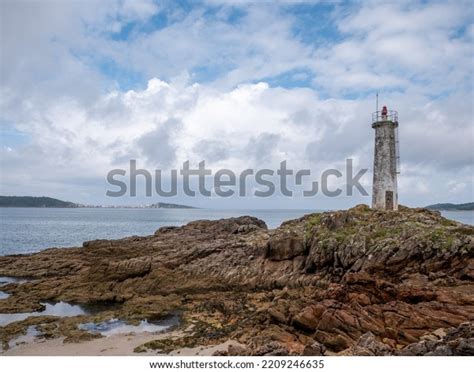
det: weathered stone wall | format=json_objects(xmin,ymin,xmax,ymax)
[{"xmin": 372, "ymin": 120, "xmax": 398, "ymax": 210}]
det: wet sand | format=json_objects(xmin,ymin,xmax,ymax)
[{"xmin": 1, "ymin": 330, "xmax": 239, "ymax": 356}]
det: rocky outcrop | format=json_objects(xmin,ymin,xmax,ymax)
[
  {"xmin": 396, "ymin": 322, "xmax": 474, "ymax": 356},
  {"xmin": 266, "ymin": 231, "xmax": 306, "ymax": 261},
  {"xmin": 88, "ymin": 258, "xmax": 151, "ymax": 282},
  {"xmin": 339, "ymin": 322, "xmax": 474, "ymax": 356},
  {"xmin": 0, "ymin": 206, "xmax": 473, "ymax": 355}
]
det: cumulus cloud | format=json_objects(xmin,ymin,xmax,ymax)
[
  {"xmin": 137, "ymin": 117, "xmax": 182, "ymax": 167},
  {"xmin": 312, "ymin": 1, "xmax": 473, "ymax": 94},
  {"xmin": 0, "ymin": 0, "xmax": 472, "ymax": 208},
  {"xmin": 1, "ymin": 77, "xmax": 471, "ymax": 207},
  {"xmin": 193, "ymin": 139, "xmax": 230, "ymax": 162}
]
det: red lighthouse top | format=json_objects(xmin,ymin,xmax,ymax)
[{"xmin": 372, "ymin": 106, "xmax": 398, "ymax": 123}]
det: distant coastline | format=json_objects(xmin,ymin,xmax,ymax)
[
  {"xmin": 0, "ymin": 196, "xmax": 197, "ymax": 209},
  {"xmin": 0, "ymin": 196, "xmax": 77, "ymax": 208},
  {"xmin": 149, "ymin": 202, "xmax": 197, "ymax": 209},
  {"xmin": 425, "ymin": 202, "xmax": 474, "ymax": 211}
]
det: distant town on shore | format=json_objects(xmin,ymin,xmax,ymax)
[{"xmin": 0, "ymin": 196, "xmax": 197, "ymax": 209}]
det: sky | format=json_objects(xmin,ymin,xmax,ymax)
[{"xmin": 0, "ymin": 0, "xmax": 473, "ymax": 209}]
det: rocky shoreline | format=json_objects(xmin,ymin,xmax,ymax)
[{"xmin": 0, "ymin": 205, "xmax": 473, "ymax": 355}]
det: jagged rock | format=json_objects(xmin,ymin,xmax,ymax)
[
  {"xmin": 88, "ymin": 258, "xmax": 151, "ymax": 281},
  {"xmin": 356, "ymin": 332, "xmax": 392, "ymax": 355},
  {"xmin": 455, "ymin": 338, "xmax": 474, "ymax": 355},
  {"xmin": 227, "ymin": 344, "xmax": 248, "ymax": 356},
  {"xmin": 186, "ymin": 216, "xmax": 267, "ymax": 235},
  {"xmin": 0, "ymin": 207, "xmax": 473, "ymax": 355},
  {"xmin": 432, "ymin": 328, "xmax": 447, "ymax": 339},
  {"xmin": 266, "ymin": 231, "xmax": 305, "ymax": 261},
  {"xmin": 252, "ymin": 341, "xmax": 289, "ymax": 356},
  {"xmin": 302, "ymin": 341, "xmax": 326, "ymax": 356},
  {"xmin": 267, "ymin": 306, "xmax": 288, "ymax": 324},
  {"xmin": 426, "ymin": 345, "xmax": 453, "ymax": 356},
  {"xmin": 212, "ymin": 343, "xmax": 248, "ymax": 356},
  {"xmin": 292, "ymin": 304, "xmax": 325, "ymax": 331},
  {"xmin": 394, "ymin": 322, "xmax": 474, "ymax": 356},
  {"xmin": 154, "ymin": 226, "xmax": 179, "ymax": 235},
  {"xmin": 82, "ymin": 239, "xmax": 112, "ymax": 249}
]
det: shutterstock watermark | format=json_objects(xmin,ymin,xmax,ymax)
[{"xmin": 106, "ymin": 159, "xmax": 368, "ymax": 198}]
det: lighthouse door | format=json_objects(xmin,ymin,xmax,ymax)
[{"xmin": 385, "ymin": 191, "xmax": 394, "ymax": 210}]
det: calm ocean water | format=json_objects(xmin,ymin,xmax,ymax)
[
  {"xmin": 0, "ymin": 208, "xmax": 472, "ymax": 256},
  {"xmin": 0, "ymin": 208, "xmax": 317, "ymax": 255}
]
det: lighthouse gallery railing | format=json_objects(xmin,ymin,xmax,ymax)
[{"xmin": 372, "ymin": 110, "xmax": 398, "ymax": 123}]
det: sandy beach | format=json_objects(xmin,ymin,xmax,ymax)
[{"xmin": 2, "ymin": 329, "xmax": 240, "ymax": 356}]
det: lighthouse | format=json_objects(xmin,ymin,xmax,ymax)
[{"xmin": 372, "ymin": 106, "xmax": 399, "ymax": 210}]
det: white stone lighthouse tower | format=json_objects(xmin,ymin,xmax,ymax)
[{"xmin": 372, "ymin": 106, "xmax": 399, "ymax": 210}]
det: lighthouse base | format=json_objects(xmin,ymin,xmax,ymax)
[{"xmin": 372, "ymin": 189, "xmax": 398, "ymax": 211}]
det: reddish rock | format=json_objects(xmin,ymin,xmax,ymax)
[{"xmin": 0, "ymin": 208, "xmax": 473, "ymax": 355}]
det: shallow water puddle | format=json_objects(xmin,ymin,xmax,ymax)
[
  {"xmin": 0, "ymin": 301, "xmax": 89, "ymax": 327},
  {"xmin": 0, "ymin": 277, "xmax": 26, "ymax": 301},
  {"xmin": 79, "ymin": 315, "xmax": 179, "ymax": 336},
  {"xmin": 0, "ymin": 291, "xmax": 9, "ymax": 299},
  {"xmin": 0, "ymin": 276, "xmax": 28, "ymax": 284},
  {"xmin": 8, "ymin": 326, "xmax": 42, "ymax": 349}
]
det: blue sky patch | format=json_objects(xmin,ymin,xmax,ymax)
[{"xmin": 0, "ymin": 125, "xmax": 30, "ymax": 148}]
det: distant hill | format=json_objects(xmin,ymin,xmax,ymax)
[
  {"xmin": 149, "ymin": 202, "xmax": 197, "ymax": 209},
  {"xmin": 425, "ymin": 202, "xmax": 474, "ymax": 211},
  {"xmin": 0, "ymin": 196, "xmax": 77, "ymax": 208}
]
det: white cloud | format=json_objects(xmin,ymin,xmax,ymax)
[
  {"xmin": 1, "ymin": 76, "xmax": 471, "ymax": 207},
  {"xmin": 448, "ymin": 180, "xmax": 467, "ymax": 194},
  {"xmin": 0, "ymin": 0, "xmax": 472, "ymax": 208},
  {"xmin": 312, "ymin": 0, "xmax": 473, "ymax": 93}
]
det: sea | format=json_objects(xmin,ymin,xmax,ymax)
[{"xmin": 0, "ymin": 208, "xmax": 472, "ymax": 256}]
